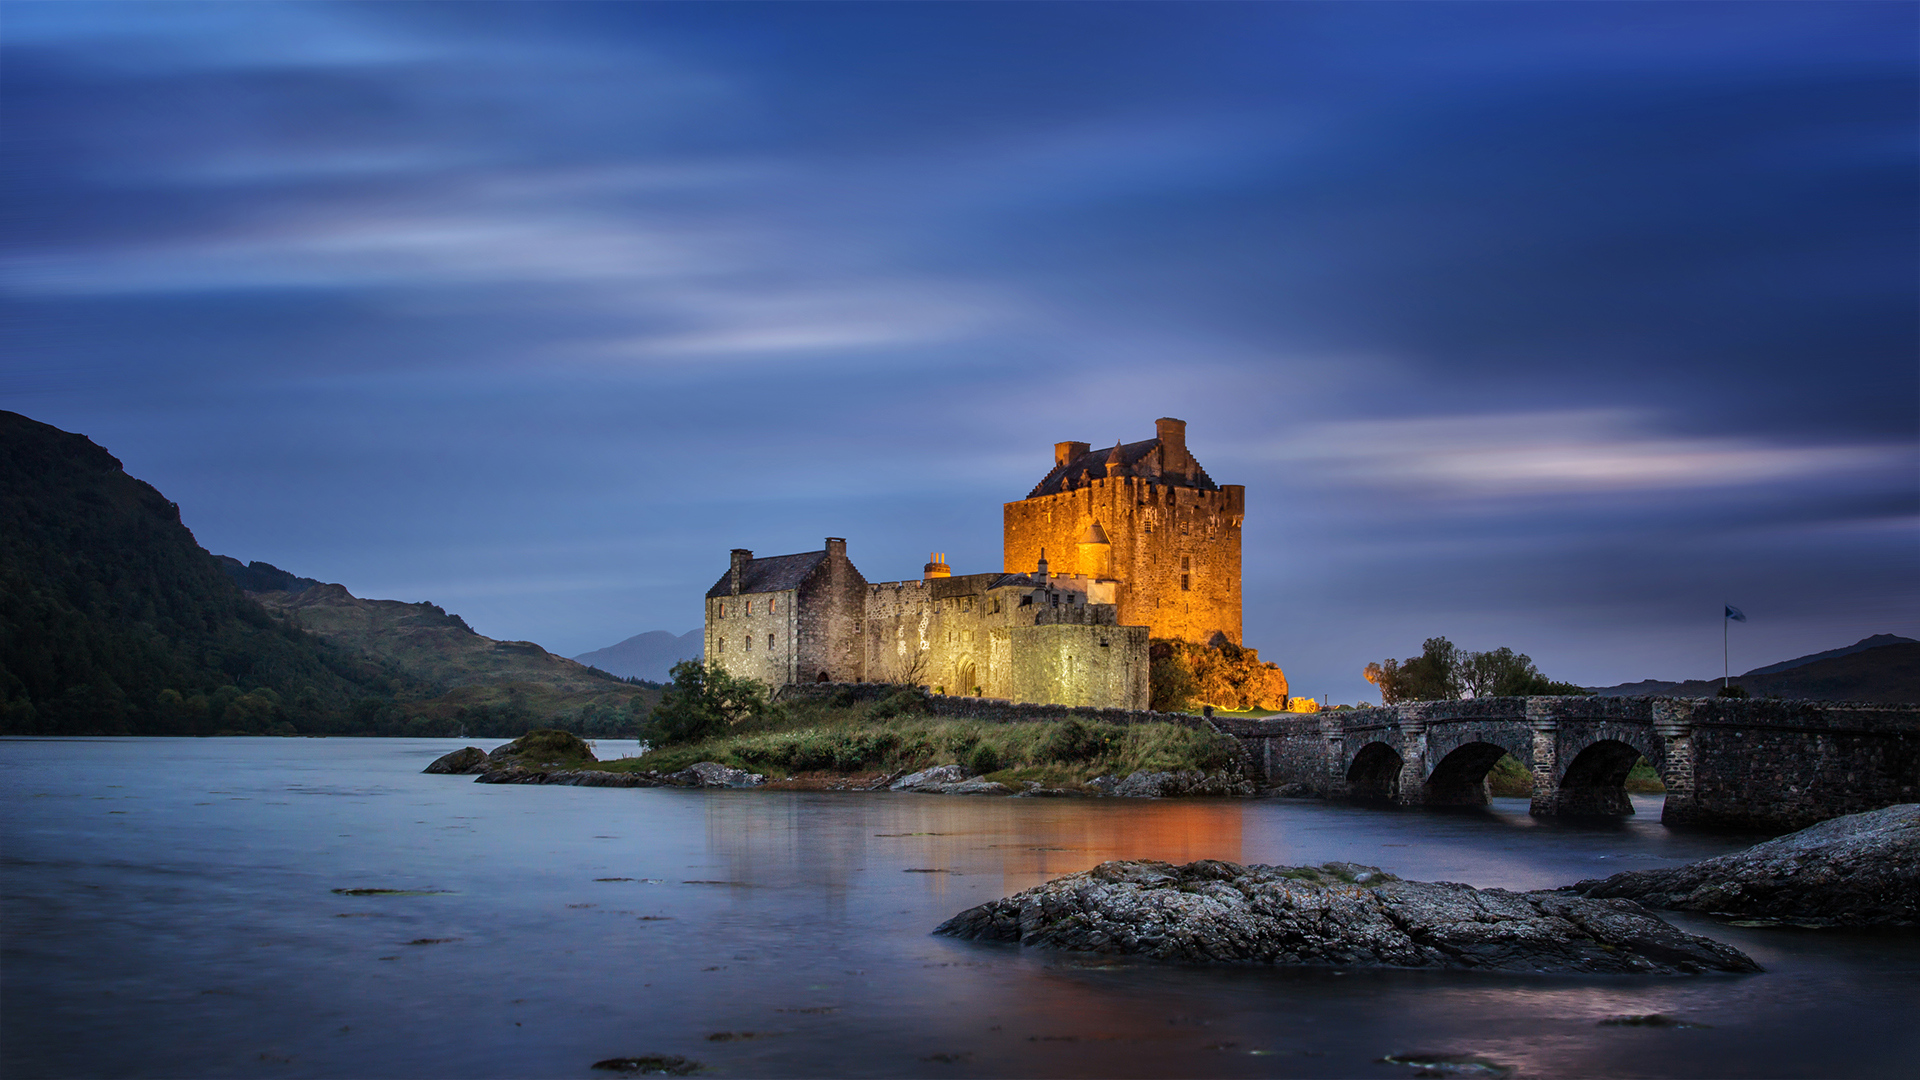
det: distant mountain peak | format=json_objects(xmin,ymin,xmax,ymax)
[
  {"xmin": 1742, "ymin": 634, "xmax": 1918, "ymax": 676},
  {"xmin": 573, "ymin": 629, "xmax": 703, "ymax": 682}
]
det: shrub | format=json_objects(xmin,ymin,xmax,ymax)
[
  {"xmin": 643, "ymin": 661, "xmax": 780, "ymax": 745},
  {"xmin": 1039, "ymin": 718, "xmax": 1115, "ymax": 764},
  {"xmin": 865, "ymin": 689, "xmax": 928, "ymax": 721},
  {"xmin": 967, "ymin": 742, "xmax": 1001, "ymax": 775}
]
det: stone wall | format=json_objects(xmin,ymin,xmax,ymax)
[
  {"xmin": 1672, "ymin": 698, "xmax": 1920, "ymax": 830},
  {"xmin": 705, "ymin": 588, "xmax": 798, "ymax": 687},
  {"xmin": 861, "ymin": 572, "xmax": 1147, "ymax": 708},
  {"xmin": 1002, "ymin": 623, "xmax": 1150, "ymax": 710}
]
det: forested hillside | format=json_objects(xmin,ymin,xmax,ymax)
[{"xmin": 0, "ymin": 411, "xmax": 431, "ymax": 735}]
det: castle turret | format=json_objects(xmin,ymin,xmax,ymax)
[{"xmin": 1076, "ymin": 520, "xmax": 1112, "ymax": 578}]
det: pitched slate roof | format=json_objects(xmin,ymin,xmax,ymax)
[
  {"xmin": 1026, "ymin": 437, "xmax": 1219, "ymax": 498},
  {"xmin": 705, "ymin": 549, "xmax": 828, "ymax": 599}
]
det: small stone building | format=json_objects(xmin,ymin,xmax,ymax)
[
  {"xmin": 702, "ymin": 417, "xmax": 1240, "ymax": 710},
  {"xmin": 703, "ymin": 539, "xmax": 866, "ymax": 687}
]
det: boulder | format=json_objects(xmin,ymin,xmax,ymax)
[
  {"xmin": 670, "ymin": 762, "xmax": 766, "ymax": 788},
  {"xmin": 935, "ymin": 858, "xmax": 1759, "ymax": 976},
  {"xmin": 484, "ymin": 729, "xmax": 598, "ymax": 768},
  {"xmin": 890, "ymin": 764, "xmax": 972, "ymax": 792},
  {"xmin": 1112, "ymin": 770, "xmax": 1254, "ymax": 798},
  {"xmin": 424, "ymin": 746, "xmax": 490, "ymax": 774},
  {"xmin": 1576, "ymin": 803, "xmax": 1920, "ymax": 926}
]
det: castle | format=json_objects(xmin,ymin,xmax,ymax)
[{"xmin": 702, "ymin": 418, "xmax": 1242, "ymax": 710}]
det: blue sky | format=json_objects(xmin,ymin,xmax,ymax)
[{"xmin": 4, "ymin": 1, "xmax": 1915, "ymax": 702}]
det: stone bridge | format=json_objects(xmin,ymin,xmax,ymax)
[{"xmin": 1213, "ymin": 695, "xmax": 1920, "ymax": 831}]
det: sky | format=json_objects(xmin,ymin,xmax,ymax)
[{"xmin": 4, "ymin": 1, "xmax": 1915, "ymax": 703}]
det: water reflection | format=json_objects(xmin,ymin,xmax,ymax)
[
  {"xmin": 704, "ymin": 795, "xmax": 1244, "ymax": 896},
  {"xmin": 5, "ymin": 739, "xmax": 1917, "ymax": 1080}
]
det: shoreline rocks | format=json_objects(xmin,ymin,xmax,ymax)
[
  {"xmin": 424, "ymin": 746, "xmax": 490, "ymax": 774},
  {"xmin": 428, "ymin": 743, "xmax": 1250, "ymax": 799},
  {"xmin": 1576, "ymin": 803, "xmax": 1920, "ymax": 927},
  {"xmin": 935, "ymin": 858, "xmax": 1760, "ymax": 975}
]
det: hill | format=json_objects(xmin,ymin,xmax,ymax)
[
  {"xmin": 0, "ymin": 409, "xmax": 656, "ymax": 738},
  {"xmin": 572, "ymin": 629, "xmax": 701, "ymax": 682},
  {"xmin": 240, "ymin": 577, "xmax": 658, "ymax": 734},
  {"xmin": 1589, "ymin": 637, "xmax": 1920, "ymax": 703},
  {"xmin": 0, "ymin": 411, "xmax": 425, "ymax": 735},
  {"xmin": 1742, "ymin": 633, "xmax": 1916, "ymax": 675}
]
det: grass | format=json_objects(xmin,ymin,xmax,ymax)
[
  {"xmin": 1487, "ymin": 753, "xmax": 1667, "ymax": 797},
  {"xmin": 597, "ymin": 699, "xmax": 1240, "ymax": 786}
]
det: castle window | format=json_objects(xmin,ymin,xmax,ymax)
[
  {"xmin": 767, "ymin": 633, "xmax": 775, "ymax": 651},
  {"xmin": 718, "ymin": 637, "xmax": 726, "ymax": 653},
  {"xmin": 717, "ymin": 603, "xmax": 725, "ymax": 618},
  {"xmin": 744, "ymin": 635, "xmax": 752, "ymax": 652},
  {"xmin": 769, "ymin": 598, "xmax": 776, "ymax": 614},
  {"xmin": 1181, "ymin": 556, "xmax": 1190, "ymax": 571},
  {"xmin": 1181, "ymin": 574, "xmax": 1191, "ymax": 591}
]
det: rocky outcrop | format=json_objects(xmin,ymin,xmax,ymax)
[
  {"xmin": 468, "ymin": 761, "xmax": 763, "ymax": 789},
  {"xmin": 935, "ymin": 859, "xmax": 1759, "ymax": 975},
  {"xmin": 1576, "ymin": 803, "xmax": 1920, "ymax": 926},
  {"xmin": 887, "ymin": 764, "xmax": 1011, "ymax": 795},
  {"xmin": 1085, "ymin": 770, "xmax": 1254, "ymax": 797},
  {"xmin": 890, "ymin": 764, "xmax": 971, "ymax": 791},
  {"xmin": 672, "ymin": 762, "xmax": 766, "ymax": 788},
  {"xmin": 424, "ymin": 746, "xmax": 490, "ymax": 774}
]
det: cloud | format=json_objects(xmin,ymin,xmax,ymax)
[{"xmin": 1250, "ymin": 409, "xmax": 1911, "ymax": 500}]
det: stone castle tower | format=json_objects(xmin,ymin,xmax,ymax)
[{"xmin": 1003, "ymin": 417, "xmax": 1243, "ymax": 646}]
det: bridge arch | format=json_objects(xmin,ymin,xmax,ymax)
[
  {"xmin": 1552, "ymin": 738, "xmax": 1650, "ymax": 817},
  {"xmin": 1423, "ymin": 741, "xmax": 1521, "ymax": 806},
  {"xmin": 1346, "ymin": 742, "xmax": 1404, "ymax": 802}
]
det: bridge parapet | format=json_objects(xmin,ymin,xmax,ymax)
[{"xmin": 1228, "ymin": 695, "xmax": 1919, "ymax": 832}]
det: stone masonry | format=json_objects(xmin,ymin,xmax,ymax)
[
  {"xmin": 1218, "ymin": 695, "xmax": 1920, "ymax": 832},
  {"xmin": 1003, "ymin": 418, "xmax": 1243, "ymax": 646}
]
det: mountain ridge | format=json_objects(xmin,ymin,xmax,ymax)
[
  {"xmin": 571, "ymin": 629, "xmax": 702, "ymax": 683},
  {"xmin": 1587, "ymin": 637, "xmax": 1919, "ymax": 703}
]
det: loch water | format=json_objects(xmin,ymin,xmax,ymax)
[{"xmin": 4, "ymin": 737, "xmax": 1917, "ymax": 1079}]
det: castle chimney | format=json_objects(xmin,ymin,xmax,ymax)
[
  {"xmin": 825, "ymin": 537, "xmax": 846, "ymax": 560},
  {"xmin": 1155, "ymin": 417, "xmax": 1189, "ymax": 480},
  {"xmin": 1035, "ymin": 547, "xmax": 1049, "ymax": 581},
  {"xmin": 730, "ymin": 548, "xmax": 752, "ymax": 596},
  {"xmin": 923, "ymin": 552, "xmax": 951, "ymax": 580},
  {"xmin": 1055, "ymin": 441, "xmax": 1090, "ymax": 467}
]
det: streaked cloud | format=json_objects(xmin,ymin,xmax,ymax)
[{"xmin": 1254, "ymin": 410, "xmax": 1911, "ymax": 499}]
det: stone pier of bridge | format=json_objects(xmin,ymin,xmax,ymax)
[{"xmin": 1211, "ymin": 695, "xmax": 1920, "ymax": 832}]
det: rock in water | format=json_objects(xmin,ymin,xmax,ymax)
[
  {"xmin": 1576, "ymin": 803, "xmax": 1920, "ymax": 926},
  {"xmin": 934, "ymin": 859, "xmax": 1759, "ymax": 975},
  {"xmin": 670, "ymin": 762, "xmax": 765, "ymax": 788},
  {"xmin": 424, "ymin": 746, "xmax": 489, "ymax": 774}
]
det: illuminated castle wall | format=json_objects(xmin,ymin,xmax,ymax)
[
  {"xmin": 703, "ymin": 418, "xmax": 1236, "ymax": 709},
  {"xmin": 1003, "ymin": 418, "xmax": 1243, "ymax": 646}
]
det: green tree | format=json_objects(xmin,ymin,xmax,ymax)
[
  {"xmin": 643, "ymin": 661, "xmax": 779, "ymax": 745},
  {"xmin": 1366, "ymin": 638, "xmax": 1589, "ymax": 704}
]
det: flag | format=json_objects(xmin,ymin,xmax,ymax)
[{"xmin": 1725, "ymin": 605, "xmax": 1747, "ymax": 623}]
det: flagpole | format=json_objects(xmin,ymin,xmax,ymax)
[{"xmin": 1724, "ymin": 613, "xmax": 1729, "ymax": 689}]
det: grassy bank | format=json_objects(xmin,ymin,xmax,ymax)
[
  {"xmin": 1487, "ymin": 753, "xmax": 1667, "ymax": 797},
  {"xmin": 598, "ymin": 695, "xmax": 1241, "ymax": 788}
]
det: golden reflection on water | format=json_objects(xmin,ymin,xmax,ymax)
[{"xmin": 701, "ymin": 795, "xmax": 1244, "ymax": 898}]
